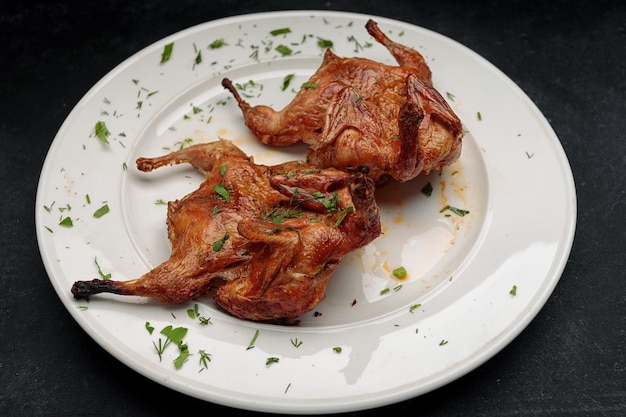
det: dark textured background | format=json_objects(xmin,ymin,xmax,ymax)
[{"xmin": 1, "ymin": 1, "xmax": 625, "ymax": 416}]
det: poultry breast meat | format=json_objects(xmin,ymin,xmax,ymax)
[
  {"xmin": 71, "ymin": 140, "xmax": 381, "ymax": 321},
  {"xmin": 222, "ymin": 19, "xmax": 463, "ymax": 184}
]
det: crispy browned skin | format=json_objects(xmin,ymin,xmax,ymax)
[
  {"xmin": 71, "ymin": 140, "xmax": 380, "ymax": 321},
  {"xmin": 222, "ymin": 19, "xmax": 463, "ymax": 184}
]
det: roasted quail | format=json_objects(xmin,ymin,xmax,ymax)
[
  {"xmin": 222, "ymin": 19, "xmax": 463, "ymax": 184},
  {"xmin": 71, "ymin": 140, "xmax": 381, "ymax": 321}
]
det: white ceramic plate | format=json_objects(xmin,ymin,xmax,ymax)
[{"xmin": 35, "ymin": 11, "xmax": 576, "ymax": 414}]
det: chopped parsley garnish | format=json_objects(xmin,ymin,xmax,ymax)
[
  {"xmin": 421, "ymin": 182, "xmax": 433, "ymax": 197},
  {"xmin": 266, "ymin": 357, "xmax": 280, "ymax": 366},
  {"xmin": 198, "ymin": 349, "xmax": 211, "ymax": 369},
  {"xmin": 247, "ymin": 329, "xmax": 259, "ymax": 350},
  {"xmin": 94, "ymin": 121, "xmax": 111, "ymax": 144},
  {"xmin": 334, "ymin": 205, "xmax": 355, "ymax": 227},
  {"xmin": 392, "ymin": 266, "xmax": 407, "ymax": 278},
  {"xmin": 59, "ymin": 216, "xmax": 73, "ymax": 227},
  {"xmin": 270, "ymin": 27, "xmax": 291, "ymax": 36},
  {"xmin": 198, "ymin": 350, "xmax": 212, "ymax": 370},
  {"xmin": 301, "ymin": 82, "xmax": 318, "ymax": 89},
  {"xmin": 212, "ymin": 232, "xmax": 230, "ymax": 252},
  {"xmin": 152, "ymin": 325, "xmax": 188, "ymax": 366},
  {"xmin": 510, "ymin": 285, "xmax": 518, "ymax": 296},
  {"xmin": 213, "ymin": 183, "xmax": 231, "ymax": 202},
  {"xmin": 93, "ymin": 204, "xmax": 109, "ymax": 218},
  {"xmin": 440, "ymin": 205, "xmax": 470, "ymax": 217},
  {"xmin": 263, "ymin": 207, "xmax": 303, "ymax": 224},
  {"xmin": 439, "ymin": 340, "xmax": 449, "ymax": 346},
  {"xmin": 312, "ymin": 191, "xmax": 340, "ymax": 212},
  {"xmin": 94, "ymin": 257, "xmax": 111, "ymax": 280},
  {"xmin": 409, "ymin": 303, "xmax": 421, "ymax": 313},
  {"xmin": 281, "ymin": 73, "xmax": 295, "ymax": 91},
  {"xmin": 317, "ymin": 37, "xmax": 333, "ymax": 48},
  {"xmin": 275, "ymin": 44, "xmax": 292, "ymax": 56},
  {"xmin": 187, "ymin": 303, "xmax": 200, "ymax": 319},
  {"xmin": 208, "ymin": 38, "xmax": 226, "ymax": 49},
  {"xmin": 477, "ymin": 111, "xmax": 483, "ymax": 121},
  {"xmin": 160, "ymin": 42, "xmax": 174, "ymax": 64},
  {"xmin": 291, "ymin": 338, "xmax": 303, "ymax": 348},
  {"xmin": 332, "ymin": 346, "xmax": 342, "ymax": 353}
]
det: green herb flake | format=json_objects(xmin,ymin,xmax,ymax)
[
  {"xmin": 145, "ymin": 322, "xmax": 154, "ymax": 335},
  {"xmin": 291, "ymin": 338, "xmax": 303, "ymax": 348},
  {"xmin": 409, "ymin": 303, "xmax": 421, "ymax": 313},
  {"xmin": 317, "ymin": 37, "xmax": 333, "ymax": 48},
  {"xmin": 213, "ymin": 183, "xmax": 231, "ymax": 202},
  {"xmin": 160, "ymin": 325, "xmax": 188, "ymax": 345},
  {"xmin": 94, "ymin": 257, "xmax": 111, "ymax": 280},
  {"xmin": 247, "ymin": 329, "xmax": 260, "ymax": 350},
  {"xmin": 392, "ymin": 266, "xmax": 407, "ymax": 279},
  {"xmin": 85, "ymin": 194, "xmax": 91, "ymax": 204},
  {"xmin": 187, "ymin": 303, "xmax": 199, "ymax": 319},
  {"xmin": 173, "ymin": 345, "xmax": 189, "ymax": 369},
  {"xmin": 93, "ymin": 204, "xmax": 109, "ymax": 218},
  {"xmin": 440, "ymin": 205, "xmax": 470, "ymax": 217},
  {"xmin": 332, "ymin": 346, "xmax": 342, "ymax": 353},
  {"xmin": 151, "ymin": 325, "xmax": 189, "ymax": 366},
  {"xmin": 275, "ymin": 44, "xmax": 292, "ymax": 56},
  {"xmin": 421, "ymin": 182, "xmax": 433, "ymax": 197},
  {"xmin": 380, "ymin": 288, "xmax": 390, "ymax": 296},
  {"xmin": 160, "ymin": 42, "xmax": 174, "ymax": 64},
  {"xmin": 446, "ymin": 92, "xmax": 455, "ymax": 101},
  {"xmin": 59, "ymin": 216, "xmax": 73, "ymax": 227},
  {"xmin": 439, "ymin": 340, "xmax": 449, "ymax": 346},
  {"xmin": 198, "ymin": 350, "xmax": 212, "ymax": 369},
  {"xmin": 209, "ymin": 38, "xmax": 226, "ymax": 49},
  {"xmin": 477, "ymin": 111, "xmax": 483, "ymax": 121},
  {"xmin": 281, "ymin": 73, "xmax": 295, "ymax": 91},
  {"xmin": 212, "ymin": 232, "xmax": 230, "ymax": 252},
  {"xmin": 94, "ymin": 121, "xmax": 111, "ymax": 144},
  {"xmin": 510, "ymin": 285, "xmax": 518, "ymax": 296},
  {"xmin": 334, "ymin": 205, "xmax": 355, "ymax": 228},
  {"xmin": 266, "ymin": 357, "xmax": 280, "ymax": 366},
  {"xmin": 270, "ymin": 27, "xmax": 291, "ymax": 36},
  {"xmin": 301, "ymin": 82, "xmax": 318, "ymax": 89},
  {"xmin": 194, "ymin": 50, "xmax": 202, "ymax": 67}
]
